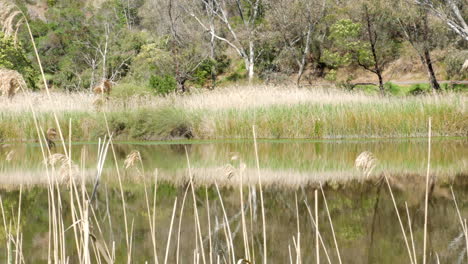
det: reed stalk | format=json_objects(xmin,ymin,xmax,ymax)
[
  {"xmin": 164, "ymin": 197, "xmax": 178, "ymax": 264},
  {"xmin": 384, "ymin": 174, "xmax": 415, "ymax": 264},
  {"xmin": 319, "ymin": 183, "xmax": 342, "ymax": 264},
  {"xmin": 450, "ymin": 186, "xmax": 468, "ymax": 262},
  {"xmin": 185, "ymin": 147, "xmax": 207, "ymax": 264},
  {"xmin": 315, "ymin": 190, "xmax": 319, "ymax": 264},
  {"xmin": 252, "ymin": 126, "xmax": 267, "ymax": 264},
  {"xmin": 405, "ymin": 202, "xmax": 417, "ymax": 264},
  {"xmin": 304, "ymin": 200, "xmax": 332, "ymax": 264},
  {"xmin": 422, "ymin": 118, "xmax": 431, "ymax": 264}
]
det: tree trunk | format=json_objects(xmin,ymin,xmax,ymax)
[
  {"xmin": 364, "ymin": 5, "xmax": 385, "ymax": 95},
  {"xmin": 423, "ymin": 48, "xmax": 440, "ymax": 92},
  {"xmin": 297, "ymin": 23, "xmax": 312, "ymax": 87},
  {"xmin": 377, "ymin": 72, "xmax": 384, "ymax": 95},
  {"xmin": 210, "ymin": 32, "xmax": 216, "ymax": 90},
  {"xmin": 209, "ymin": 6, "xmax": 217, "ymax": 90},
  {"xmin": 248, "ymin": 39, "xmax": 255, "ymax": 83}
]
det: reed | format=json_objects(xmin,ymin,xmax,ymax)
[{"xmin": 0, "ymin": 89, "xmax": 466, "ymax": 142}]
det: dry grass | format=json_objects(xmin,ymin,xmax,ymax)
[
  {"xmin": 1, "ymin": 85, "xmax": 464, "ymax": 113},
  {"xmin": 124, "ymin": 150, "xmax": 141, "ymax": 169},
  {"xmin": 0, "ymin": 0, "xmax": 23, "ymax": 41},
  {"xmin": 0, "ymin": 86, "xmax": 465, "ymax": 141},
  {"xmin": 355, "ymin": 151, "xmax": 378, "ymax": 177},
  {"xmin": 0, "ymin": 68, "xmax": 27, "ymax": 99}
]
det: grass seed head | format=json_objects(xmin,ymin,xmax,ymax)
[
  {"xmin": 124, "ymin": 150, "xmax": 142, "ymax": 169},
  {"xmin": 5, "ymin": 150, "xmax": 14, "ymax": 162},
  {"xmin": 0, "ymin": 68, "xmax": 26, "ymax": 99},
  {"xmin": 355, "ymin": 151, "xmax": 378, "ymax": 177}
]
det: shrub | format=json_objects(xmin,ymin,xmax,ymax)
[
  {"xmin": 193, "ymin": 56, "xmax": 230, "ymax": 86},
  {"xmin": 409, "ymin": 84, "xmax": 429, "ymax": 95},
  {"xmin": 325, "ymin": 69, "xmax": 337, "ymax": 82},
  {"xmin": 112, "ymin": 82, "xmax": 151, "ymax": 98},
  {"xmin": 149, "ymin": 74, "xmax": 177, "ymax": 95},
  {"xmin": 384, "ymin": 82, "xmax": 399, "ymax": 94},
  {"xmin": 444, "ymin": 49, "xmax": 468, "ymax": 80}
]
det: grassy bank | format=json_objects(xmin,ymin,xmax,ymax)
[{"xmin": 0, "ymin": 86, "xmax": 466, "ymax": 141}]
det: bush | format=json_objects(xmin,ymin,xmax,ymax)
[
  {"xmin": 193, "ymin": 59, "xmax": 215, "ymax": 86},
  {"xmin": 444, "ymin": 49, "xmax": 468, "ymax": 80},
  {"xmin": 0, "ymin": 34, "xmax": 38, "ymax": 90},
  {"xmin": 384, "ymin": 82, "xmax": 399, "ymax": 95},
  {"xmin": 149, "ymin": 75, "xmax": 177, "ymax": 95},
  {"xmin": 409, "ymin": 84, "xmax": 429, "ymax": 95},
  {"xmin": 112, "ymin": 82, "xmax": 152, "ymax": 98},
  {"xmin": 325, "ymin": 69, "xmax": 337, "ymax": 82}
]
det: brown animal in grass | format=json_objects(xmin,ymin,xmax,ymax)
[{"xmin": 93, "ymin": 80, "xmax": 112, "ymax": 95}]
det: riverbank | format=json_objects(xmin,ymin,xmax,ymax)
[{"xmin": 0, "ymin": 86, "xmax": 466, "ymax": 142}]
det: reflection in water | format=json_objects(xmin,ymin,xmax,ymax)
[
  {"xmin": 0, "ymin": 139, "xmax": 466, "ymax": 263},
  {"xmin": 0, "ymin": 138, "xmax": 467, "ymax": 186},
  {"xmin": 0, "ymin": 182, "xmax": 467, "ymax": 263}
]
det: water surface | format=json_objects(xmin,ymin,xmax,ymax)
[{"xmin": 0, "ymin": 138, "xmax": 467, "ymax": 263}]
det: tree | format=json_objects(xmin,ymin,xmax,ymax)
[
  {"xmin": 324, "ymin": 6, "xmax": 401, "ymax": 94},
  {"xmin": 358, "ymin": 2, "xmax": 401, "ymax": 93},
  {"xmin": 190, "ymin": 0, "xmax": 263, "ymax": 83},
  {"xmin": 415, "ymin": 0, "xmax": 468, "ymax": 41},
  {"xmin": 29, "ymin": 0, "xmax": 144, "ymax": 91},
  {"xmin": 396, "ymin": 2, "xmax": 442, "ymax": 92},
  {"xmin": 139, "ymin": 0, "xmax": 210, "ymax": 92},
  {"xmin": 267, "ymin": 0, "xmax": 326, "ymax": 86},
  {"xmin": 0, "ymin": 33, "xmax": 37, "ymax": 89},
  {"xmin": 0, "ymin": 1, "xmax": 37, "ymax": 89}
]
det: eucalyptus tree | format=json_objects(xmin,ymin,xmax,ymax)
[
  {"xmin": 395, "ymin": 0, "xmax": 444, "ymax": 91},
  {"xmin": 266, "ymin": 0, "xmax": 326, "ymax": 86},
  {"xmin": 414, "ymin": 0, "xmax": 467, "ymax": 41},
  {"xmin": 140, "ymin": 0, "xmax": 210, "ymax": 92},
  {"xmin": 190, "ymin": 0, "xmax": 263, "ymax": 83},
  {"xmin": 324, "ymin": 0, "xmax": 401, "ymax": 93}
]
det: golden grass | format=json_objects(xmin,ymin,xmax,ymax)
[
  {"xmin": 0, "ymin": 68, "xmax": 26, "ymax": 99},
  {"xmin": 1, "ymin": 85, "xmax": 464, "ymax": 113},
  {"xmin": 0, "ymin": 1, "xmax": 23, "ymax": 41},
  {"xmin": 355, "ymin": 151, "xmax": 378, "ymax": 177}
]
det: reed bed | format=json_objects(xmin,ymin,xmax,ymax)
[{"xmin": 0, "ymin": 88, "xmax": 466, "ymax": 141}]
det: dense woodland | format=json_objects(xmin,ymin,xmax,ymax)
[{"xmin": 0, "ymin": 0, "xmax": 467, "ymax": 94}]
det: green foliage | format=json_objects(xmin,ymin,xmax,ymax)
[
  {"xmin": 444, "ymin": 49, "xmax": 468, "ymax": 80},
  {"xmin": 329, "ymin": 19, "xmax": 362, "ymax": 45},
  {"xmin": 440, "ymin": 83, "xmax": 468, "ymax": 92},
  {"xmin": 324, "ymin": 69, "xmax": 337, "ymax": 81},
  {"xmin": 0, "ymin": 34, "xmax": 38, "ymax": 89},
  {"xmin": 224, "ymin": 60, "xmax": 247, "ymax": 82},
  {"xmin": 408, "ymin": 84, "xmax": 430, "ymax": 95},
  {"xmin": 112, "ymin": 82, "xmax": 152, "ymax": 98},
  {"xmin": 192, "ymin": 56, "xmax": 231, "ymax": 86},
  {"xmin": 47, "ymin": 0, "xmax": 57, "ymax": 7},
  {"xmin": 149, "ymin": 75, "xmax": 177, "ymax": 95},
  {"xmin": 324, "ymin": 15, "xmax": 401, "ymax": 83},
  {"xmin": 256, "ymin": 41, "xmax": 281, "ymax": 75},
  {"xmin": 326, "ymin": 19, "xmax": 373, "ymax": 68},
  {"xmin": 321, "ymin": 50, "xmax": 351, "ymax": 68},
  {"xmin": 384, "ymin": 82, "xmax": 400, "ymax": 95}
]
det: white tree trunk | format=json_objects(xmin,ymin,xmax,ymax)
[{"xmin": 248, "ymin": 39, "xmax": 255, "ymax": 82}]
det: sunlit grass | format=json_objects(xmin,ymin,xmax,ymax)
[{"xmin": 0, "ymin": 87, "xmax": 466, "ymax": 141}]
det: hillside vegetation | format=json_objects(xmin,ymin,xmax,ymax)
[{"xmin": 0, "ymin": 0, "xmax": 466, "ymax": 94}]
